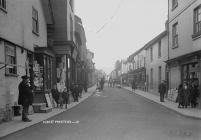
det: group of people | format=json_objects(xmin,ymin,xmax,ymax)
[
  {"xmin": 51, "ymin": 82, "xmax": 85, "ymax": 109},
  {"xmin": 108, "ymin": 78, "xmax": 116, "ymax": 87},
  {"xmin": 18, "ymin": 75, "xmax": 88, "ymax": 122},
  {"xmin": 177, "ymin": 82, "xmax": 199, "ymax": 108}
]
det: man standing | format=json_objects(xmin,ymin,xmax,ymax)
[
  {"xmin": 158, "ymin": 80, "xmax": 166, "ymax": 102},
  {"xmin": 18, "ymin": 75, "xmax": 33, "ymax": 122},
  {"xmin": 132, "ymin": 79, "xmax": 136, "ymax": 92}
]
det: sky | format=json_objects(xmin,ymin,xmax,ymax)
[{"xmin": 75, "ymin": 0, "xmax": 168, "ymax": 74}]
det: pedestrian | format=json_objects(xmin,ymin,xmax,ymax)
[
  {"xmin": 78, "ymin": 83, "xmax": 83, "ymax": 98},
  {"xmin": 183, "ymin": 82, "xmax": 190, "ymax": 108},
  {"xmin": 84, "ymin": 80, "xmax": 88, "ymax": 92},
  {"xmin": 100, "ymin": 77, "xmax": 105, "ymax": 90},
  {"xmin": 74, "ymin": 83, "xmax": 79, "ymax": 102},
  {"xmin": 18, "ymin": 75, "xmax": 33, "ymax": 122},
  {"xmin": 190, "ymin": 83, "xmax": 199, "ymax": 108},
  {"xmin": 177, "ymin": 84, "xmax": 184, "ymax": 108},
  {"xmin": 70, "ymin": 83, "xmax": 76, "ymax": 102},
  {"xmin": 62, "ymin": 87, "xmax": 69, "ymax": 109},
  {"xmin": 158, "ymin": 80, "xmax": 166, "ymax": 102},
  {"xmin": 57, "ymin": 80, "xmax": 64, "ymax": 108},
  {"xmin": 131, "ymin": 79, "xmax": 136, "ymax": 92},
  {"xmin": 51, "ymin": 85, "xmax": 59, "ymax": 108}
]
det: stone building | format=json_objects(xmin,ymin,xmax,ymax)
[
  {"xmin": 145, "ymin": 31, "xmax": 168, "ymax": 94},
  {"xmin": 0, "ymin": 0, "xmax": 50, "ymax": 121},
  {"xmin": 167, "ymin": 0, "xmax": 201, "ymax": 105}
]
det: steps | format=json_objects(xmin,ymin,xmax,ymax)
[{"xmin": 32, "ymin": 103, "xmax": 52, "ymax": 113}]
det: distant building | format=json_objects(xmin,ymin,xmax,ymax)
[{"xmin": 127, "ymin": 48, "xmax": 146, "ymax": 90}]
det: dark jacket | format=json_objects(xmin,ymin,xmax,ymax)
[
  {"xmin": 132, "ymin": 80, "xmax": 136, "ymax": 89},
  {"xmin": 18, "ymin": 81, "xmax": 33, "ymax": 106},
  {"xmin": 177, "ymin": 86, "xmax": 184, "ymax": 104},
  {"xmin": 158, "ymin": 82, "xmax": 166, "ymax": 95}
]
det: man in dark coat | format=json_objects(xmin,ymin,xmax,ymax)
[
  {"xmin": 131, "ymin": 79, "xmax": 136, "ymax": 92},
  {"xmin": 158, "ymin": 80, "xmax": 166, "ymax": 102},
  {"xmin": 18, "ymin": 75, "xmax": 33, "ymax": 122}
]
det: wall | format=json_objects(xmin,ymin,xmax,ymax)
[
  {"xmin": 146, "ymin": 33, "xmax": 168, "ymax": 94},
  {"xmin": 168, "ymin": 0, "xmax": 201, "ymax": 60},
  {"xmin": 0, "ymin": 0, "xmax": 48, "ymax": 121}
]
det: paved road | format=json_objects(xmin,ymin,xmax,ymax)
[{"xmin": 1, "ymin": 87, "xmax": 201, "ymax": 140}]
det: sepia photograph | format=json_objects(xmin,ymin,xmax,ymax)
[{"xmin": 0, "ymin": 0, "xmax": 201, "ymax": 140}]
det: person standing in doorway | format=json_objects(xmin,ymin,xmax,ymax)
[
  {"xmin": 177, "ymin": 84, "xmax": 184, "ymax": 108},
  {"xmin": 158, "ymin": 80, "xmax": 166, "ymax": 102},
  {"xmin": 18, "ymin": 75, "xmax": 33, "ymax": 122}
]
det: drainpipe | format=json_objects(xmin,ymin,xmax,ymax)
[{"xmin": 167, "ymin": 0, "xmax": 170, "ymax": 92}]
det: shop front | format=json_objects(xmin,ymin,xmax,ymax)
[
  {"xmin": 33, "ymin": 47, "xmax": 55, "ymax": 103},
  {"xmin": 128, "ymin": 67, "xmax": 146, "ymax": 90},
  {"xmin": 167, "ymin": 51, "xmax": 201, "ymax": 108}
]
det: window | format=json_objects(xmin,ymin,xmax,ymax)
[
  {"xmin": 0, "ymin": 0, "xmax": 6, "ymax": 10},
  {"xmin": 32, "ymin": 7, "xmax": 39, "ymax": 34},
  {"xmin": 5, "ymin": 43, "xmax": 17, "ymax": 75},
  {"xmin": 193, "ymin": 5, "xmax": 201, "ymax": 36},
  {"xmin": 172, "ymin": 23, "xmax": 178, "ymax": 48},
  {"xmin": 158, "ymin": 66, "xmax": 162, "ymax": 85},
  {"xmin": 150, "ymin": 47, "xmax": 153, "ymax": 62},
  {"xmin": 70, "ymin": 16, "xmax": 74, "ymax": 40},
  {"xmin": 158, "ymin": 40, "xmax": 161, "ymax": 58},
  {"xmin": 172, "ymin": 0, "xmax": 178, "ymax": 10},
  {"xmin": 150, "ymin": 68, "xmax": 153, "ymax": 89}
]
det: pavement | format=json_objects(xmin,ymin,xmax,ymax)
[
  {"xmin": 123, "ymin": 86, "xmax": 201, "ymax": 120},
  {"xmin": 0, "ymin": 85, "xmax": 96, "ymax": 138}
]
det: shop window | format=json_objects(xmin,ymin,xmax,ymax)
[
  {"xmin": 150, "ymin": 68, "xmax": 153, "ymax": 89},
  {"xmin": 150, "ymin": 47, "xmax": 153, "ymax": 62},
  {"xmin": 5, "ymin": 43, "xmax": 17, "ymax": 75},
  {"xmin": 158, "ymin": 66, "xmax": 162, "ymax": 84},
  {"xmin": 158, "ymin": 40, "xmax": 161, "ymax": 58}
]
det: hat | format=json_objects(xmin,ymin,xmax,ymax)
[{"xmin": 21, "ymin": 75, "xmax": 29, "ymax": 79}]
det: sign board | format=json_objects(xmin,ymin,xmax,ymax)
[{"xmin": 45, "ymin": 94, "xmax": 52, "ymax": 108}]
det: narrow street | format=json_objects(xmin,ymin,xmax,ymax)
[{"xmin": 2, "ymin": 86, "xmax": 201, "ymax": 140}]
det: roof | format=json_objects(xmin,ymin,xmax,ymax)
[{"xmin": 128, "ymin": 30, "xmax": 167, "ymax": 61}]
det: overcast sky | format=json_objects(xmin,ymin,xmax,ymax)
[{"xmin": 75, "ymin": 0, "xmax": 168, "ymax": 74}]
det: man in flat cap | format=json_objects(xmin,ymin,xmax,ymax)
[{"xmin": 18, "ymin": 75, "xmax": 33, "ymax": 122}]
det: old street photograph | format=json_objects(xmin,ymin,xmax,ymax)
[{"xmin": 0, "ymin": 0, "xmax": 201, "ymax": 140}]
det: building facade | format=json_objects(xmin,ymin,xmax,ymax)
[
  {"xmin": 145, "ymin": 31, "xmax": 168, "ymax": 94},
  {"xmin": 167, "ymin": 0, "xmax": 201, "ymax": 106},
  {"xmin": 0, "ymin": 0, "xmax": 50, "ymax": 121},
  {"xmin": 127, "ymin": 49, "xmax": 146, "ymax": 90},
  {"xmin": 47, "ymin": 0, "xmax": 76, "ymax": 93}
]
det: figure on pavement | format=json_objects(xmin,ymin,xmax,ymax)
[
  {"xmin": 177, "ymin": 84, "xmax": 184, "ymax": 108},
  {"xmin": 158, "ymin": 80, "xmax": 166, "ymax": 102},
  {"xmin": 51, "ymin": 85, "xmax": 59, "ymax": 108},
  {"xmin": 183, "ymin": 82, "xmax": 190, "ymax": 108},
  {"xmin": 100, "ymin": 77, "xmax": 105, "ymax": 90},
  {"xmin": 62, "ymin": 87, "xmax": 69, "ymax": 109},
  {"xmin": 131, "ymin": 79, "xmax": 136, "ymax": 92},
  {"xmin": 18, "ymin": 75, "xmax": 33, "ymax": 122}
]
